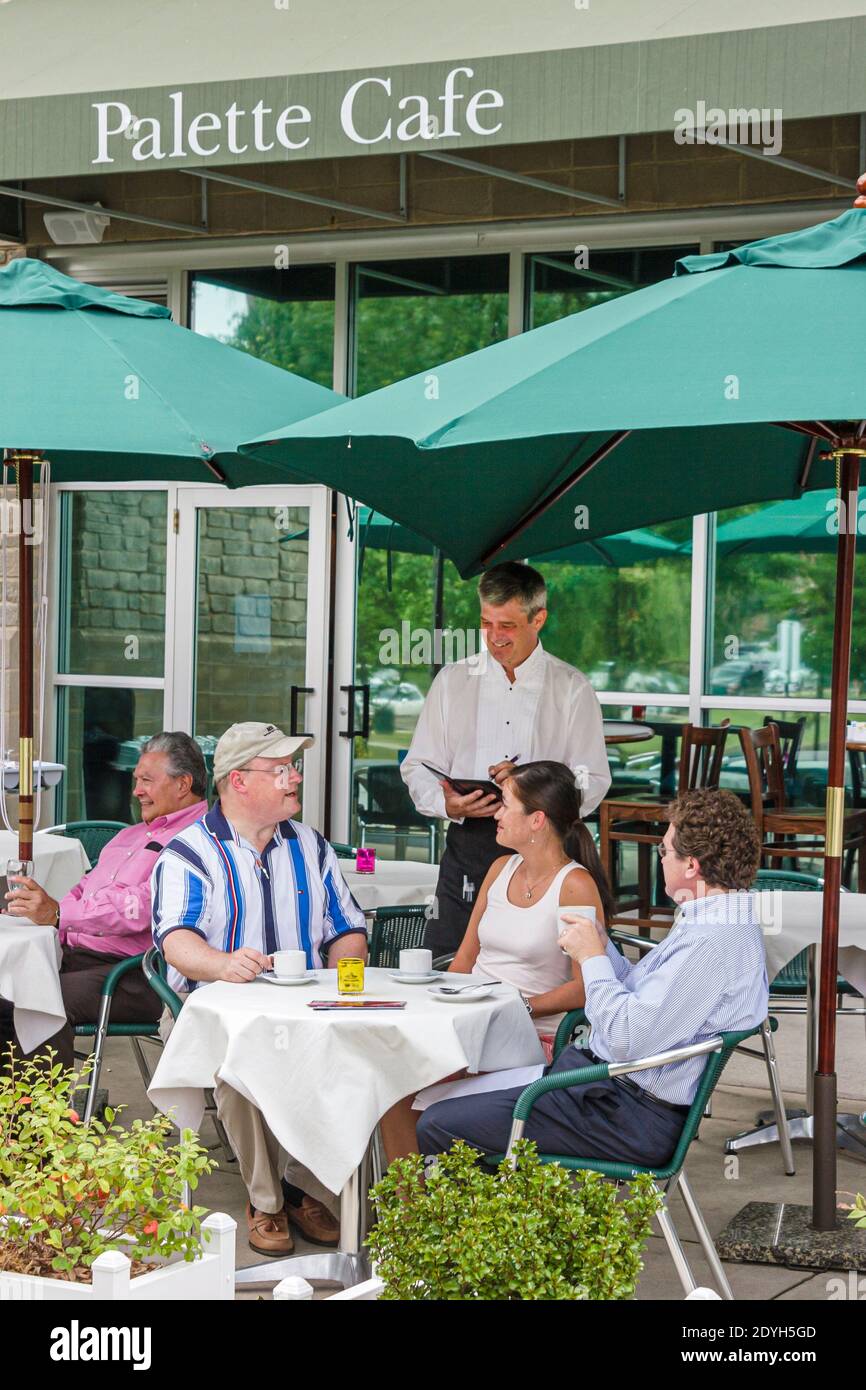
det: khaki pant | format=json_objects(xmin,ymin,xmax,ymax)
[{"xmin": 160, "ymin": 1002, "xmax": 338, "ymax": 1218}]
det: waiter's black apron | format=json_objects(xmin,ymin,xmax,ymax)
[{"xmin": 423, "ymin": 816, "xmax": 512, "ymax": 957}]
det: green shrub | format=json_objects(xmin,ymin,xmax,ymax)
[
  {"xmin": 0, "ymin": 1050, "xmax": 215, "ymax": 1282},
  {"xmin": 366, "ymin": 1139, "xmax": 661, "ymax": 1300}
]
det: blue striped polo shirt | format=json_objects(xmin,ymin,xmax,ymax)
[{"xmin": 151, "ymin": 801, "xmax": 367, "ymax": 992}]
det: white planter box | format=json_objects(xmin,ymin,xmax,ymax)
[
  {"xmin": 0, "ymin": 1212, "xmax": 235, "ymax": 1301},
  {"xmin": 326, "ymin": 1276, "xmax": 385, "ymax": 1301}
]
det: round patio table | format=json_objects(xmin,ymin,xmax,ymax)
[
  {"xmin": 603, "ymin": 720, "xmax": 653, "ymax": 745},
  {"xmin": 0, "ymin": 828, "xmax": 90, "ymax": 901},
  {"xmin": 0, "ymin": 916, "xmax": 65, "ymax": 1053},
  {"xmin": 726, "ymin": 891, "xmax": 866, "ymax": 1167},
  {"xmin": 341, "ymin": 858, "xmax": 438, "ymax": 911},
  {"xmin": 148, "ymin": 967, "xmax": 544, "ymax": 1286}
]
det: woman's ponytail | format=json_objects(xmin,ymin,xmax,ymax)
[{"xmin": 508, "ymin": 760, "xmax": 615, "ymax": 926}]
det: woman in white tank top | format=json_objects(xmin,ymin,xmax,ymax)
[{"xmin": 380, "ymin": 760, "xmax": 615, "ymax": 1162}]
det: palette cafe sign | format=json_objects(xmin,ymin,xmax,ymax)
[{"xmin": 92, "ymin": 68, "xmax": 505, "ymax": 165}]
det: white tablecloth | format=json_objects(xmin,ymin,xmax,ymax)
[
  {"xmin": 0, "ymin": 917, "xmax": 64, "ymax": 1052},
  {"xmin": 0, "ymin": 829, "xmax": 90, "ymax": 902},
  {"xmin": 341, "ymin": 859, "xmax": 439, "ymax": 912},
  {"xmin": 148, "ymin": 967, "xmax": 544, "ymax": 1196},
  {"xmin": 755, "ymin": 891, "xmax": 866, "ymax": 996}
]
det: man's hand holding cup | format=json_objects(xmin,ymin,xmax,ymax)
[{"xmin": 558, "ymin": 908, "xmax": 606, "ymax": 964}]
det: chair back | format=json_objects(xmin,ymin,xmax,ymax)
[
  {"xmin": 330, "ymin": 842, "xmax": 356, "ymax": 858},
  {"xmin": 49, "ymin": 819, "xmax": 128, "ymax": 865},
  {"xmin": 368, "ymin": 905, "xmax": 428, "ymax": 968},
  {"xmin": 751, "ymin": 868, "xmax": 822, "ymax": 993},
  {"xmin": 677, "ymin": 721, "xmax": 730, "ymax": 792},
  {"xmin": 849, "ymin": 746, "xmax": 866, "ymax": 809},
  {"xmin": 739, "ymin": 723, "xmax": 787, "ymax": 826}
]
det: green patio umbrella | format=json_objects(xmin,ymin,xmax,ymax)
[
  {"xmin": 1, "ymin": 258, "xmax": 339, "ymax": 485},
  {"xmin": 358, "ymin": 504, "xmax": 679, "ymax": 566},
  {"xmin": 243, "ymin": 208, "xmax": 866, "ymax": 1231},
  {"xmin": 712, "ymin": 489, "xmax": 854, "ymax": 554},
  {"xmin": 0, "ymin": 257, "xmax": 340, "ymax": 869}
]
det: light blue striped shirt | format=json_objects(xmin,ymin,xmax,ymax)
[
  {"xmin": 579, "ymin": 891, "xmax": 769, "ymax": 1106},
  {"xmin": 151, "ymin": 801, "xmax": 367, "ymax": 993}
]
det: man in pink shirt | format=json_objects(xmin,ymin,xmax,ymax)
[{"xmin": 0, "ymin": 731, "xmax": 208, "ymax": 1066}]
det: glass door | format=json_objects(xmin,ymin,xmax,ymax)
[{"xmin": 172, "ymin": 486, "xmax": 330, "ymax": 828}]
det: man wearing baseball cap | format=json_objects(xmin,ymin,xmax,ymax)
[{"xmin": 152, "ymin": 721, "xmax": 368, "ymax": 1257}]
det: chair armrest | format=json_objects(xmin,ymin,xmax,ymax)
[
  {"xmin": 552, "ymin": 1008, "xmax": 587, "ymax": 1060},
  {"xmin": 609, "ymin": 929, "xmax": 658, "ymax": 956},
  {"xmin": 511, "ymin": 1035, "xmax": 728, "ymax": 1123},
  {"xmin": 99, "ymin": 953, "xmax": 146, "ymax": 997},
  {"xmin": 511, "ymin": 1026, "xmax": 760, "ymax": 1126},
  {"xmin": 142, "ymin": 946, "xmax": 184, "ymax": 1020}
]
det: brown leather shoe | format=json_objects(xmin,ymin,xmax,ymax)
[
  {"xmin": 247, "ymin": 1202, "xmax": 294, "ymax": 1256},
  {"xmin": 286, "ymin": 1195, "xmax": 340, "ymax": 1247}
]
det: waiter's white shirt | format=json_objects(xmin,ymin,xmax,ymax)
[{"xmin": 401, "ymin": 638, "xmax": 610, "ymax": 821}]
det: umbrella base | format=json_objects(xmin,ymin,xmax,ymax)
[
  {"xmin": 716, "ymin": 1200, "xmax": 866, "ymax": 1272},
  {"xmin": 725, "ymin": 1111, "xmax": 866, "ymax": 1162}
]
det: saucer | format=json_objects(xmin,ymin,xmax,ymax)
[
  {"xmin": 386, "ymin": 970, "xmax": 440, "ymax": 984},
  {"xmin": 259, "ymin": 972, "xmax": 318, "ymax": 986},
  {"xmin": 428, "ymin": 983, "xmax": 495, "ymax": 1003}
]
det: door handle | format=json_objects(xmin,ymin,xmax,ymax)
[
  {"xmin": 340, "ymin": 684, "xmax": 370, "ymax": 740},
  {"xmin": 289, "ymin": 686, "xmax": 314, "ymax": 739}
]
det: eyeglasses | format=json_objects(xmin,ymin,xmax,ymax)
[
  {"xmin": 658, "ymin": 842, "xmax": 691, "ymax": 863},
  {"xmin": 236, "ymin": 763, "xmax": 301, "ymax": 778}
]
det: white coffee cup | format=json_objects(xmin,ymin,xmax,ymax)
[
  {"xmin": 557, "ymin": 906, "xmax": 597, "ymax": 950},
  {"xmin": 272, "ymin": 949, "xmax": 307, "ymax": 978},
  {"xmin": 399, "ymin": 948, "xmax": 433, "ymax": 975}
]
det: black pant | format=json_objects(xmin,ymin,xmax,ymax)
[
  {"xmin": 0, "ymin": 944, "xmax": 161, "ymax": 1070},
  {"xmin": 423, "ymin": 817, "xmax": 509, "ymax": 957},
  {"xmin": 416, "ymin": 1046, "xmax": 687, "ymax": 1169}
]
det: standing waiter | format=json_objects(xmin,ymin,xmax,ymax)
[{"xmin": 401, "ymin": 562, "xmax": 610, "ymax": 958}]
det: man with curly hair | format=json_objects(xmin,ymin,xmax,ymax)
[{"xmin": 417, "ymin": 788, "xmax": 768, "ymax": 1168}]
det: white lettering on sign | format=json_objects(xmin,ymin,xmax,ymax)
[{"xmin": 92, "ymin": 69, "xmax": 505, "ymax": 165}]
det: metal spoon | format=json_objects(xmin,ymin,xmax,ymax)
[{"xmin": 438, "ymin": 979, "xmax": 502, "ymax": 994}]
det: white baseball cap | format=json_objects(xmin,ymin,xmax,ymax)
[{"xmin": 213, "ymin": 722, "xmax": 313, "ymax": 783}]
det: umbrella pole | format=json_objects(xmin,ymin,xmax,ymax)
[
  {"xmin": 812, "ymin": 446, "xmax": 862, "ymax": 1231},
  {"xmin": 7, "ymin": 450, "xmax": 37, "ymax": 872}
]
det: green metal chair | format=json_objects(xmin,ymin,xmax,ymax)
[
  {"xmin": 46, "ymin": 819, "xmax": 128, "ymax": 866},
  {"xmin": 603, "ymin": 921, "xmax": 795, "ymax": 1173},
  {"xmin": 498, "ymin": 1023, "xmax": 769, "ymax": 1300},
  {"xmin": 73, "ymin": 952, "xmax": 162, "ymax": 1123},
  {"xmin": 330, "ymin": 842, "xmax": 357, "ymax": 858},
  {"xmin": 141, "ymin": 946, "xmax": 236, "ymax": 1164},
  {"xmin": 368, "ymin": 905, "xmax": 429, "ymax": 968}
]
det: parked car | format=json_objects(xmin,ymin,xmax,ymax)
[
  {"xmin": 370, "ymin": 681, "xmax": 426, "ymax": 723},
  {"xmin": 764, "ymin": 665, "xmax": 818, "ymax": 696},
  {"xmin": 708, "ymin": 660, "xmax": 767, "ymax": 696}
]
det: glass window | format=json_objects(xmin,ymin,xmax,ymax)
[
  {"xmin": 56, "ymin": 685, "xmax": 165, "ymax": 823},
  {"xmin": 527, "ymin": 245, "xmax": 698, "ymax": 329},
  {"xmin": 710, "ymin": 503, "xmax": 866, "ymax": 702},
  {"xmin": 59, "ymin": 492, "xmax": 167, "ymax": 679},
  {"xmin": 351, "ymin": 256, "xmax": 510, "ymax": 856},
  {"xmin": 353, "ymin": 254, "xmax": 508, "ymax": 395},
  {"xmin": 539, "ymin": 520, "xmax": 692, "ymax": 695},
  {"xmin": 190, "ymin": 264, "xmax": 336, "ymax": 388}
]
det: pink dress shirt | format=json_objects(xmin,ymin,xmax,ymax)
[{"xmin": 58, "ymin": 800, "xmax": 208, "ymax": 958}]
